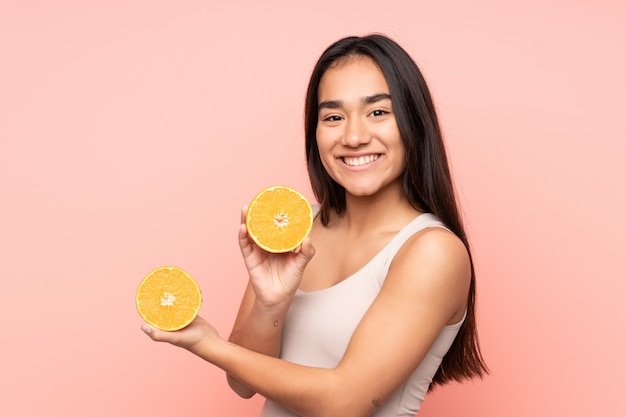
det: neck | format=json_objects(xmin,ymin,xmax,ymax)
[{"xmin": 336, "ymin": 182, "xmax": 421, "ymax": 231}]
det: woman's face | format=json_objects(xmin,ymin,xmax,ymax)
[{"xmin": 316, "ymin": 56, "xmax": 406, "ymax": 198}]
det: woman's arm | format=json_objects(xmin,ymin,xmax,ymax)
[
  {"xmin": 143, "ymin": 227, "xmax": 470, "ymax": 417},
  {"xmin": 226, "ymin": 282, "xmax": 292, "ymax": 397},
  {"xmin": 226, "ymin": 208, "xmax": 316, "ymax": 397}
]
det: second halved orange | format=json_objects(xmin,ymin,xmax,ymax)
[
  {"xmin": 245, "ymin": 185, "xmax": 314, "ymax": 253},
  {"xmin": 136, "ymin": 266, "xmax": 202, "ymax": 331}
]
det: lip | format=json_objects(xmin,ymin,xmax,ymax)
[{"xmin": 337, "ymin": 153, "xmax": 383, "ymax": 168}]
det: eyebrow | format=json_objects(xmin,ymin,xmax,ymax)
[{"xmin": 318, "ymin": 93, "xmax": 392, "ymax": 110}]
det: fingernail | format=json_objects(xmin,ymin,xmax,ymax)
[{"xmin": 142, "ymin": 324, "xmax": 152, "ymax": 334}]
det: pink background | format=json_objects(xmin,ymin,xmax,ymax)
[{"xmin": 1, "ymin": 1, "xmax": 624, "ymax": 416}]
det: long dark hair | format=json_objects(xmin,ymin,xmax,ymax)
[{"xmin": 304, "ymin": 34, "xmax": 488, "ymax": 386}]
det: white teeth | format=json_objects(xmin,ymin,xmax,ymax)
[{"xmin": 343, "ymin": 154, "xmax": 380, "ymax": 166}]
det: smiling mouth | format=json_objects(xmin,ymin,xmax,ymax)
[{"xmin": 341, "ymin": 154, "xmax": 381, "ymax": 167}]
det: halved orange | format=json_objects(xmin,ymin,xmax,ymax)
[
  {"xmin": 136, "ymin": 266, "xmax": 202, "ymax": 331},
  {"xmin": 246, "ymin": 185, "xmax": 314, "ymax": 253}
]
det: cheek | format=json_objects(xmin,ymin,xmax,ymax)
[
  {"xmin": 397, "ymin": 154, "xmax": 408, "ymax": 174},
  {"xmin": 314, "ymin": 133, "xmax": 332, "ymax": 169},
  {"xmin": 393, "ymin": 138, "xmax": 408, "ymax": 173},
  {"xmin": 315, "ymin": 129, "xmax": 333, "ymax": 158},
  {"xmin": 317, "ymin": 149, "xmax": 334, "ymax": 174}
]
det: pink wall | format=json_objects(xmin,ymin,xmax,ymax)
[{"xmin": 1, "ymin": 1, "xmax": 624, "ymax": 415}]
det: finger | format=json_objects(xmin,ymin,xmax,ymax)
[
  {"xmin": 238, "ymin": 221, "xmax": 249, "ymax": 240},
  {"xmin": 240, "ymin": 205, "xmax": 248, "ymax": 225},
  {"xmin": 239, "ymin": 223, "xmax": 252, "ymax": 254},
  {"xmin": 238, "ymin": 206, "xmax": 254, "ymax": 255}
]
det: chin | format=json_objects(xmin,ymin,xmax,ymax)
[
  {"xmin": 344, "ymin": 185, "xmax": 380, "ymax": 197},
  {"xmin": 343, "ymin": 178, "xmax": 402, "ymax": 199}
]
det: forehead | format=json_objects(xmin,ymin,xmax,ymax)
[{"xmin": 318, "ymin": 56, "xmax": 390, "ymax": 101}]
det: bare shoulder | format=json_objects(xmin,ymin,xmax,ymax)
[
  {"xmin": 397, "ymin": 226, "xmax": 470, "ymax": 272},
  {"xmin": 386, "ymin": 226, "xmax": 471, "ymax": 323}
]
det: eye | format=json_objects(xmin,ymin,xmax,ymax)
[
  {"xmin": 370, "ymin": 109, "xmax": 389, "ymax": 117},
  {"xmin": 321, "ymin": 115, "xmax": 343, "ymax": 122}
]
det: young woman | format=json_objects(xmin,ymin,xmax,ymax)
[{"xmin": 142, "ymin": 34, "xmax": 488, "ymax": 416}]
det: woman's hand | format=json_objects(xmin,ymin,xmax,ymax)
[
  {"xmin": 238, "ymin": 206, "xmax": 315, "ymax": 307},
  {"xmin": 141, "ymin": 316, "xmax": 219, "ymax": 352}
]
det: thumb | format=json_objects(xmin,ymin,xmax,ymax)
[
  {"xmin": 141, "ymin": 323, "xmax": 176, "ymax": 343},
  {"xmin": 141, "ymin": 324, "xmax": 162, "ymax": 341},
  {"xmin": 293, "ymin": 237, "xmax": 315, "ymax": 270}
]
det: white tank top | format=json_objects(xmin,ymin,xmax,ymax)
[{"xmin": 260, "ymin": 213, "xmax": 465, "ymax": 416}]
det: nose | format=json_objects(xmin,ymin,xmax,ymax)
[{"xmin": 341, "ymin": 116, "xmax": 370, "ymax": 147}]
